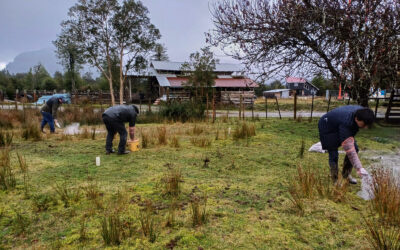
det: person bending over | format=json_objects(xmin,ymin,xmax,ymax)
[
  {"xmin": 102, "ymin": 104, "xmax": 139, "ymax": 155},
  {"xmin": 318, "ymin": 105, "xmax": 374, "ymax": 184}
]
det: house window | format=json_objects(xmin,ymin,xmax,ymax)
[{"xmin": 294, "ymin": 83, "xmax": 298, "ymax": 87}]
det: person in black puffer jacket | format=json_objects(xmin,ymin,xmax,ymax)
[{"xmin": 318, "ymin": 105, "xmax": 374, "ymax": 184}]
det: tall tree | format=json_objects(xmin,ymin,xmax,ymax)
[
  {"xmin": 58, "ymin": 0, "xmax": 160, "ymax": 105},
  {"xmin": 53, "ymin": 25, "xmax": 84, "ymax": 92},
  {"xmin": 151, "ymin": 43, "xmax": 169, "ymax": 61},
  {"xmin": 181, "ymin": 47, "xmax": 219, "ymax": 100},
  {"xmin": 209, "ymin": 0, "xmax": 400, "ymax": 106}
]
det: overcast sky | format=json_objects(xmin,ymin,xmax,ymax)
[{"xmin": 0, "ymin": 0, "xmax": 235, "ymax": 70}]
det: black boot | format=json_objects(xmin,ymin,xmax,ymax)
[
  {"xmin": 329, "ymin": 163, "xmax": 338, "ymax": 182},
  {"xmin": 343, "ymin": 156, "xmax": 357, "ymax": 184}
]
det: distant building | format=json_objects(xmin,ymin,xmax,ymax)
[
  {"xmin": 285, "ymin": 77, "xmax": 319, "ymax": 96},
  {"xmin": 127, "ymin": 61, "xmax": 258, "ymax": 104}
]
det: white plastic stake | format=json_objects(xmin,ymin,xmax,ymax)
[
  {"xmin": 228, "ymin": 127, "xmax": 231, "ymax": 135},
  {"xmin": 96, "ymin": 156, "xmax": 100, "ymax": 166}
]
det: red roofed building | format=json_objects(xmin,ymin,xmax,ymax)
[
  {"xmin": 285, "ymin": 76, "xmax": 319, "ymax": 96},
  {"xmin": 144, "ymin": 61, "xmax": 258, "ymax": 104}
]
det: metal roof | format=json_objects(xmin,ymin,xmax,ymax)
[
  {"xmin": 286, "ymin": 76, "xmax": 307, "ymax": 83},
  {"xmin": 166, "ymin": 77, "xmax": 258, "ymax": 88},
  {"xmin": 151, "ymin": 61, "xmax": 244, "ymax": 73},
  {"xmin": 263, "ymin": 89, "xmax": 290, "ymax": 93}
]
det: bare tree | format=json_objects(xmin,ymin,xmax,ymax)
[{"xmin": 209, "ymin": 0, "xmax": 400, "ymax": 106}]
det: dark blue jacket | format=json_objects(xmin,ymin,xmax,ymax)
[
  {"xmin": 102, "ymin": 105, "xmax": 137, "ymax": 127},
  {"xmin": 318, "ymin": 105, "xmax": 362, "ymax": 150}
]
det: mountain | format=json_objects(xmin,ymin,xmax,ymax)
[
  {"xmin": 5, "ymin": 47, "xmax": 63, "ymax": 75},
  {"xmin": 5, "ymin": 47, "xmax": 98, "ymax": 77}
]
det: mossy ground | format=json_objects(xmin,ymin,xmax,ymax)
[{"xmin": 0, "ymin": 118, "xmax": 399, "ymax": 249}]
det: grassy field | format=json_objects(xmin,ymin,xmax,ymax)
[{"xmin": 0, "ymin": 117, "xmax": 399, "ymax": 249}]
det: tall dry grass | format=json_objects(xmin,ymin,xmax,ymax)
[{"xmin": 370, "ymin": 168, "xmax": 400, "ymax": 225}]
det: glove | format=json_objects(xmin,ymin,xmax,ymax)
[
  {"xmin": 357, "ymin": 167, "xmax": 368, "ymax": 177},
  {"xmin": 342, "ymin": 137, "xmax": 363, "ymax": 170},
  {"xmin": 54, "ymin": 119, "xmax": 61, "ymax": 128}
]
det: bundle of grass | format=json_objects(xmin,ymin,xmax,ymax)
[
  {"xmin": 165, "ymin": 199, "xmax": 178, "ymax": 228},
  {"xmin": 91, "ymin": 127, "xmax": 96, "ymax": 140},
  {"xmin": 190, "ymin": 137, "xmax": 212, "ymax": 147},
  {"xmin": 139, "ymin": 200, "xmax": 158, "ymax": 243},
  {"xmin": 157, "ymin": 126, "xmax": 167, "ymax": 145},
  {"xmin": 190, "ymin": 193, "xmax": 208, "ymax": 226},
  {"xmin": 192, "ymin": 125, "xmax": 204, "ymax": 135},
  {"xmin": 233, "ymin": 122, "xmax": 256, "ymax": 140},
  {"xmin": 0, "ymin": 130, "xmax": 13, "ymax": 147},
  {"xmin": 0, "ymin": 148, "xmax": 16, "ymax": 190},
  {"xmin": 80, "ymin": 128, "xmax": 90, "ymax": 139},
  {"xmin": 169, "ymin": 136, "xmax": 180, "ymax": 148},
  {"xmin": 141, "ymin": 130, "xmax": 151, "ymax": 148},
  {"xmin": 31, "ymin": 193, "xmax": 57, "ymax": 212},
  {"xmin": 101, "ymin": 213, "xmax": 122, "ymax": 246},
  {"xmin": 298, "ymin": 139, "xmax": 305, "ymax": 158},
  {"xmin": 161, "ymin": 165, "xmax": 183, "ymax": 197},
  {"xmin": 53, "ymin": 181, "xmax": 81, "ymax": 208},
  {"xmin": 314, "ymin": 173, "xmax": 348, "ymax": 203},
  {"xmin": 364, "ymin": 217, "xmax": 400, "ymax": 250},
  {"xmin": 17, "ymin": 152, "xmax": 30, "ymax": 198},
  {"xmin": 370, "ymin": 169, "xmax": 400, "ymax": 225},
  {"xmin": 288, "ymin": 184, "xmax": 305, "ymax": 216},
  {"xmin": 293, "ymin": 165, "xmax": 316, "ymax": 198},
  {"xmin": 22, "ymin": 122, "xmax": 41, "ymax": 141}
]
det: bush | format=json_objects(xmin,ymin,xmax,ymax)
[
  {"xmin": 159, "ymin": 101, "xmax": 205, "ymax": 122},
  {"xmin": 22, "ymin": 122, "xmax": 42, "ymax": 141}
]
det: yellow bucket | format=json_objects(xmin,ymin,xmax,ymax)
[{"xmin": 128, "ymin": 139, "xmax": 140, "ymax": 152}]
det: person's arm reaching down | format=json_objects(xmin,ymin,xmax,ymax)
[
  {"xmin": 341, "ymin": 137, "xmax": 367, "ymax": 176},
  {"xmin": 129, "ymin": 126, "xmax": 135, "ymax": 141}
]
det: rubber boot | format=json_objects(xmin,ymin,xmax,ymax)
[
  {"xmin": 329, "ymin": 163, "xmax": 338, "ymax": 182},
  {"xmin": 343, "ymin": 156, "xmax": 357, "ymax": 184}
]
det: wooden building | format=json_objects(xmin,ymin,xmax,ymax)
[
  {"xmin": 285, "ymin": 77, "xmax": 319, "ymax": 96},
  {"xmin": 128, "ymin": 61, "xmax": 258, "ymax": 104}
]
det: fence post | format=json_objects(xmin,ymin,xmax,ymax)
[
  {"xmin": 374, "ymin": 98, "xmax": 380, "ymax": 119},
  {"xmin": 251, "ymin": 97, "xmax": 254, "ymax": 120},
  {"xmin": 139, "ymin": 99, "xmax": 142, "ymax": 113},
  {"xmin": 310, "ymin": 93, "xmax": 314, "ymax": 122},
  {"xmin": 294, "ymin": 91, "xmax": 297, "ymax": 120},
  {"xmin": 327, "ymin": 93, "xmax": 332, "ymax": 112},
  {"xmin": 15, "ymin": 89, "xmax": 19, "ymax": 110},
  {"xmin": 275, "ymin": 97, "xmax": 282, "ymax": 119},
  {"xmin": 239, "ymin": 94, "xmax": 242, "ymax": 120},
  {"xmin": 206, "ymin": 94, "xmax": 209, "ymax": 122},
  {"xmin": 148, "ymin": 98, "xmax": 151, "ymax": 113},
  {"xmin": 212, "ymin": 92, "xmax": 216, "ymax": 123},
  {"xmin": 265, "ymin": 98, "xmax": 268, "ymax": 119}
]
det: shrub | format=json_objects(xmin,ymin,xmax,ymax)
[
  {"xmin": 0, "ymin": 130, "xmax": 13, "ymax": 147},
  {"xmin": 190, "ymin": 193, "xmax": 208, "ymax": 226},
  {"xmin": 0, "ymin": 148, "xmax": 16, "ymax": 190},
  {"xmin": 101, "ymin": 214, "xmax": 122, "ymax": 245},
  {"xmin": 161, "ymin": 165, "xmax": 183, "ymax": 197},
  {"xmin": 32, "ymin": 193, "xmax": 56, "ymax": 212},
  {"xmin": 22, "ymin": 122, "xmax": 42, "ymax": 141},
  {"xmin": 17, "ymin": 152, "xmax": 30, "ymax": 197},
  {"xmin": 170, "ymin": 136, "xmax": 180, "ymax": 148},
  {"xmin": 141, "ymin": 130, "xmax": 150, "ymax": 148},
  {"xmin": 157, "ymin": 127, "xmax": 167, "ymax": 145},
  {"xmin": 370, "ymin": 169, "xmax": 400, "ymax": 225},
  {"xmin": 159, "ymin": 101, "xmax": 205, "ymax": 122},
  {"xmin": 139, "ymin": 200, "xmax": 157, "ymax": 243},
  {"xmin": 190, "ymin": 137, "xmax": 212, "ymax": 147},
  {"xmin": 364, "ymin": 217, "xmax": 400, "ymax": 250},
  {"xmin": 233, "ymin": 122, "xmax": 256, "ymax": 140}
]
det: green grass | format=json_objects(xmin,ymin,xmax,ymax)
[{"xmin": 0, "ymin": 118, "xmax": 399, "ymax": 249}]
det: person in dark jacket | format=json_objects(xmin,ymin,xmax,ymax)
[
  {"xmin": 40, "ymin": 96, "xmax": 63, "ymax": 133},
  {"xmin": 318, "ymin": 105, "xmax": 374, "ymax": 184},
  {"xmin": 102, "ymin": 105, "xmax": 139, "ymax": 155}
]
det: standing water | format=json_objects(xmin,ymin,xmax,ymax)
[{"xmin": 64, "ymin": 123, "xmax": 80, "ymax": 135}]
